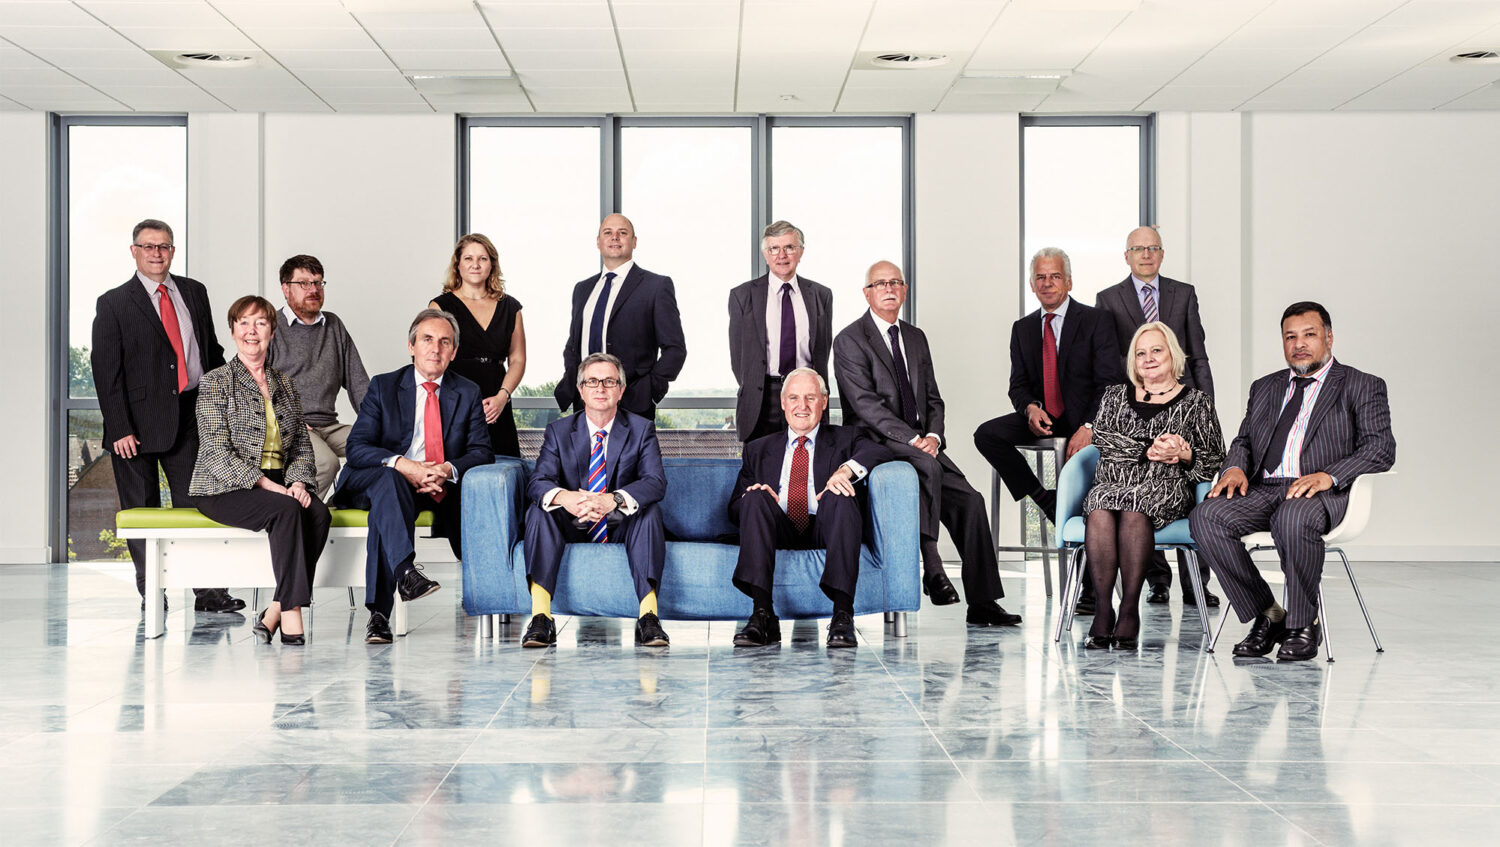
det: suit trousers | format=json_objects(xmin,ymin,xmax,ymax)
[
  {"xmin": 334, "ymin": 465, "xmax": 461, "ymax": 618},
  {"xmin": 973, "ymin": 411, "xmax": 1080, "ymax": 500},
  {"xmin": 887, "ymin": 442, "xmax": 1004, "ymax": 602},
  {"xmin": 1188, "ymin": 480, "xmax": 1331, "ymax": 629},
  {"xmin": 307, "ymin": 423, "xmax": 352, "ymax": 500},
  {"xmin": 732, "ymin": 488, "xmax": 862, "ymax": 604},
  {"xmin": 745, "ymin": 376, "xmax": 787, "ymax": 443},
  {"xmin": 195, "ymin": 478, "xmax": 331, "ymax": 609},
  {"xmin": 110, "ymin": 390, "xmax": 218, "ymax": 599},
  {"xmin": 524, "ymin": 502, "xmax": 665, "ymax": 602}
]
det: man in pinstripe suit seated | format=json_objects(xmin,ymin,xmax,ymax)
[{"xmin": 1189, "ymin": 302, "xmax": 1395, "ymax": 662}]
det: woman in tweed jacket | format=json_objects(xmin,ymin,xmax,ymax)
[{"xmin": 191, "ymin": 295, "xmax": 331, "ymax": 645}]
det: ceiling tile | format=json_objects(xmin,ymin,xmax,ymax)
[
  {"xmin": 504, "ymin": 49, "xmax": 621, "ymax": 71},
  {"xmin": 0, "ymin": 3, "xmax": 102, "ymax": 27},
  {"xmin": 28, "ymin": 46, "xmax": 164, "ymax": 69},
  {"xmin": 367, "ymin": 27, "xmax": 498, "ymax": 51},
  {"xmin": 290, "ymin": 68, "xmax": 408, "ymax": 88},
  {"xmin": 212, "ymin": 3, "xmax": 361, "ymax": 29},
  {"xmin": 316, "ymin": 86, "xmax": 426, "ymax": 105},
  {"xmin": 270, "ymin": 49, "xmax": 393, "ymax": 70},
  {"xmin": 1219, "ymin": 25, "xmax": 1362, "ymax": 51},
  {"xmin": 628, "ymin": 67, "xmax": 734, "ymax": 89},
  {"xmin": 938, "ymin": 91, "xmax": 1048, "ymax": 112},
  {"xmin": 1439, "ymin": 82, "xmax": 1500, "ymax": 110},
  {"xmin": 3, "ymin": 65, "xmax": 80, "ymax": 85},
  {"xmin": 1250, "ymin": 0, "xmax": 1402, "ymax": 29},
  {"xmin": 78, "ymin": 1, "xmax": 232, "ymax": 28},
  {"xmin": 0, "ymin": 25, "xmax": 134, "ymax": 49},
  {"xmin": 1170, "ymin": 48, "xmax": 1324, "ymax": 87},
  {"xmin": 860, "ymin": 2, "xmax": 1003, "ymax": 50},
  {"xmin": 70, "ymin": 65, "xmax": 183, "ymax": 86},
  {"xmin": 246, "ymin": 28, "xmax": 378, "ymax": 51},
  {"xmin": 1241, "ymin": 85, "xmax": 1362, "ymax": 110},
  {"xmin": 612, "ymin": 2, "xmax": 738, "ymax": 28},
  {"xmin": 107, "ymin": 85, "xmax": 230, "ymax": 110},
  {"xmin": 112, "ymin": 26, "xmax": 259, "ymax": 50},
  {"xmin": 488, "ymin": 27, "xmax": 618, "ymax": 51},
  {"xmin": 385, "ymin": 50, "xmax": 511, "ymax": 71},
  {"xmin": 620, "ymin": 50, "xmax": 732, "ymax": 71},
  {"xmin": 352, "ymin": 10, "xmax": 489, "ymax": 29},
  {"xmin": 0, "ymin": 41, "xmax": 51, "ymax": 69},
  {"xmin": 518, "ymin": 67, "xmax": 626, "ymax": 87},
  {"xmin": 1139, "ymin": 84, "xmax": 1264, "ymax": 110},
  {"xmin": 478, "ymin": 1, "xmax": 615, "ymax": 30},
  {"xmin": 617, "ymin": 28, "xmax": 736, "ymax": 52}
]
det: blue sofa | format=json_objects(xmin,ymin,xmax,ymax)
[{"xmin": 460, "ymin": 456, "xmax": 921, "ymax": 629}]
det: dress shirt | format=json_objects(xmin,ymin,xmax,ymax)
[
  {"xmin": 866, "ymin": 310, "xmax": 940, "ymax": 446},
  {"xmin": 137, "ymin": 272, "xmax": 204, "ymax": 390},
  {"xmin": 541, "ymin": 414, "xmax": 640, "ymax": 515},
  {"xmin": 1263, "ymin": 357, "xmax": 1336, "ymax": 480},
  {"xmin": 282, "ymin": 304, "xmax": 326, "ymax": 326},
  {"xmin": 1131, "ymin": 274, "xmax": 1160, "ymax": 316},
  {"xmin": 775, "ymin": 425, "xmax": 866, "ymax": 516},
  {"xmin": 764, "ymin": 274, "xmax": 812, "ymax": 377},
  {"xmin": 578, "ymin": 260, "xmax": 634, "ymax": 360},
  {"xmin": 1040, "ymin": 295, "xmax": 1070, "ymax": 346},
  {"xmin": 382, "ymin": 372, "xmax": 457, "ymax": 482}
]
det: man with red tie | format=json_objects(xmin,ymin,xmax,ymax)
[
  {"xmin": 91, "ymin": 218, "xmax": 242, "ymax": 613},
  {"xmin": 335, "ymin": 309, "xmax": 493, "ymax": 644}
]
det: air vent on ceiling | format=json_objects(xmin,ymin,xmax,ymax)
[
  {"xmin": 868, "ymin": 53, "xmax": 950, "ymax": 69},
  {"xmin": 1450, "ymin": 51, "xmax": 1499, "ymax": 64},
  {"xmin": 171, "ymin": 53, "xmax": 257, "ymax": 68}
]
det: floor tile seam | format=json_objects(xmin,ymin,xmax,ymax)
[
  {"xmin": 479, "ymin": 616, "xmax": 576, "ymax": 731},
  {"xmin": 1172, "ymin": 754, "xmax": 1277, "ymax": 809},
  {"xmin": 382, "ymin": 801, "xmax": 426, "ymax": 847},
  {"xmin": 80, "ymin": 802, "xmax": 155, "ymax": 846}
]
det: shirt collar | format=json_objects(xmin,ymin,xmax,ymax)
[
  {"xmin": 282, "ymin": 304, "xmax": 326, "ymax": 326},
  {"xmin": 601, "ymin": 261, "xmax": 634, "ymax": 283},
  {"xmin": 138, "ymin": 271, "xmax": 174, "ymax": 293},
  {"xmin": 867, "ymin": 309, "xmax": 899, "ymax": 333},
  {"xmin": 786, "ymin": 424, "xmax": 819, "ymax": 446},
  {"xmin": 1043, "ymin": 296, "xmax": 1071, "ymax": 320},
  {"xmin": 415, "ymin": 371, "xmax": 446, "ymax": 390},
  {"xmin": 589, "ymin": 415, "xmax": 616, "ymax": 439},
  {"xmin": 1291, "ymin": 357, "xmax": 1335, "ymax": 385},
  {"xmin": 1131, "ymin": 274, "xmax": 1160, "ymax": 294},
  {"xmin": 771, "ymin": 273, "xmax": 800, "ymax": 291}
]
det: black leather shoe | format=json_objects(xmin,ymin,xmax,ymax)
[
  {"xmin": 1146, "ymin": 585, "xmax": 1170, "ymax": 604},
  {"xmin": 1232, "ymin": 614, "xmax": 1288, "ymax": 657},
  {"xmin": 967, "ymin": 602, "xmax": 1022, "ymax": 627},
  {"xmin": 734, "ymin": 608, "xmax": 782, "ymax": 647},
  {"xmin": 195, "ymin": 589, "xmax": 245, "ymax": 613},
  {"xmin": 635, "ymin": 612, "xmax": 670, "ymax": 647},
  {"xmin": 1183, "ymin": 590, "xmax": 1221, "ymax": 608},
  {"xmin": 252, "ymin": 608, "xmax": 276, "ymax": 644},
  {"xmin": 923, "ymin": 571, "xmax": 961, "ymax": 606},
  {"xmin": 1033, "ymin": 489, "xmax": 1058, "ymax": 524},
  {"xmin": 396, "ymin": 564, "xmax": 441, "ymax": 602},
  {"xmin": 1073, "ymin": 594, "xmax": 1096, "ymax": 616},
  {"xmin": 1083, "ymin": 635, "xmax": 1111, "ymax": 650},
  {"xmin": 826, "ymin": 610, "xmax": 857, "ymax": 648},
  {"xmin": 365, "ymin": 612, "xmax": 393, "ymax": 644},
  {"xmin": 521, "ymin": 613, "xmax": 556, "ymax": 648},
  {"xmin": 1112, "ymin": 636, "xmax": 1138, "ymax": 651},
  {"xmin": 1275, "ymin": 622, "xmax": 1322, "ymax": 661}
]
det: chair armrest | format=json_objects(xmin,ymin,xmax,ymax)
[
  {"xmin": 866, "ymin": 461, "xmax": 920, "ymax": 582},
  {"xmin": 1323, "ymin": 470, "xmax": 1394, "ymax": 546},
  {"xmin": 460, "ymin": 460, "xmax": 526, "ymax": 615}
]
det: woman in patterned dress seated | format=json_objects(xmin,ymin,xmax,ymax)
[{"xmin": 1081, "ymin": 321, "xmax": 1224, "ymax": 650}]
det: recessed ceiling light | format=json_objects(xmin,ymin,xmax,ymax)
[
  {"xmin": 1450, "ymin": 51, "xmax": 1499, "ymax": 64},
  {"xmin": 868, "ymin": 53, "xmax": 950, "ymax": 70},
  {"xmin": 171, "ymin": 52, "xmax": 257, "ymax": 68}
]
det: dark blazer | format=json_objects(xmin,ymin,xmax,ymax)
[
  {"xmin": 526, "ymin": 409, "xmax": 667, "ymax": 510},
  {"xmin": 1007, "ymin": 297, "xmax": 1123, "ymax": 425},
  {"xmin": 728, "ymin": 424, "xmax": 890, "ymax": 524},
  {"xmin": 833, "ymin": 313, "xmax": 945, "ymax": 448},
  {"xmin": 555, "ymin": 264, "xmax": 687, "ymax": 417},
  {"xmin": 1224, "ymin": 360, "xmax": 1395, "ymax": 525},
  {"xmin": 91, "ymin": 273, "xmax": 225, "ymax": 452},
  {"xmin": 189, "ymin": 359, "xmax": 316, "ymax": 497},
  {"xmin": 727, "ymin": 274, "xmax": 834, "ymax": 441},
  {"xmin": 341, "ymin": 365, "xmax": 494, "ymax": 482},
  {"xmin": 1096, "ymin": 275, "xmax": 1214, "ymax": 398}
]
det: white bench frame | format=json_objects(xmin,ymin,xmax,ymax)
[{"xmin": 121, "ymin": 523, "xmax": 430, "ymax": 639}]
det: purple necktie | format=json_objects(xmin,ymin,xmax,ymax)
[
  {"xmin": 778, "ymin": 282, "xmax": 797, "ymax": 377},
  {"xmin": 888, "ymin": 325, "xmax": 919, "ymax": 429}
]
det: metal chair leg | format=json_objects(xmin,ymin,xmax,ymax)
[
  {"xmin": 1209, "ymin": 597, "xmax": 1232, "ymax": 653},
  {"xmin": 348, "ymin": 588, "xmax": 356, "ymax": 608},
  {"xmin": 1336, "ymin": 548, "xmax": 1383, "ymax": 652},
  {"xmin": 884, "ymin": 612, "xmax": 894, "ymax": 624},
  {"xmin": 1319, "ymin": 585, "xmax": 1334, "ymax": 663},
  {"xmin": 1183, "ymin": 548, "xmax": 1210, "ymax": 647},
  {"xmin": 892, "ymin": 612, "xmax": 907, "ymax": 638},
  {"xmin": 252, "ymin": 587, "xmax": 261, "ymax": 612},
  {"xmin": 479, "ymin": 615, "xmax": 493, "ymax": 639},
  {"xmin": 1055, "ymin": 548, "xmax": 1086, "ymax": 643}
]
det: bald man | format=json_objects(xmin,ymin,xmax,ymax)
[{"xmin": 556, "ymin": 214, "xmax": 687, "ymax": 420}]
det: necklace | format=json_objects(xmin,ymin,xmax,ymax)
[
  {"xmin": 459, "ymin": 289, "xmax": 491, "ymax": 302},
  {"xmin": 1141, "ymin": 383, "xmax": 1180, "ymax": 401}
]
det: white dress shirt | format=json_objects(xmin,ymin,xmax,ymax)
[
  {"xmin": 282, "ymin": 304, "xmax": 326, "ymax": 326},
  {"xmin": 1041, "ymin": 295, "xmax": 1070, "ymax": 346},
  {"xmin": 578, "ymin": 260, "xmax": 634, "ymax": 360},
  {"xmin": 137, "ymin": 272, "xmax": 204, "ymax": 390},
  {"xmin": 1263, "ymin": 357, "xmax": 1336, "ymax": 480},
  {"xmin": 542, "ymin": 415, "xmax": 640, "ymax": 515},
  {"xmin": 866, "ymin": 310, "xmax": 940, "ymax": 446},
  {"xmin": 383, "ymin": 372, "xmax": 456, "ymax": 481},
  {"xmin": 764, "ymin": 274, "xmax": 812, "ymax": 377},
  {"xmin": 776, "ymin": 425, "xmax": 867, "ymax": 516}
]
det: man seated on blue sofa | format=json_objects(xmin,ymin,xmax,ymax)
[
  {"xmin": 522, "ymin": 352, "xmax": 671, "ymax": 649},
  {"xmin": 729, "ymin": 368, "xmax": 892, "ymax": 649}
]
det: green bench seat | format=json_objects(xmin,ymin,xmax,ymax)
[{"xmin": 117, "ymin": 507, "xmax": 435, "ymax": 531}]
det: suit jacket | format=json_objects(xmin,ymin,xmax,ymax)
[
  {"xmin": 91, "ymin": 273, "xmax": 226, "ymax": 452},
  {"xmin": 526, "ymin": 408, "xmax": 667, "ymax": 511},
  {"xmin": 1224, "ymin": 360, "xmax": 1395, "ymax": 524},
  {"xmin": 189, "ymin": 359, "xmax": 316, "ymax": 497},
  {"xmin": 833, "ymin": 313, "xmax": 946, "ymax": 448},
  {"xmin": 555, "ymin": 264, "xmax": 687, "ymax": 417},
  {"xmin": 1007, "ymin": 297, "xmax": 1123, "ymax": 425},
  {"xmin": 341, "ymin": 365, "xmax": 494, "ymax": 483},
  {"xmin": 1096, "ymin": 275, "xmax": 1214, "ymax": 398},
  {"xmin": 728, "ymin": 423, "xmax": 891, "ymax": 524},
  {"xmin": 727, "ymin": 274, "xmax": 834, "ymax": 440}
]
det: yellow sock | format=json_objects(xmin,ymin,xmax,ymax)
[
  {"xmin": 531, "ymin": 583, "xmax": 552, "ymax": 619},
  {"xmin": 639, "ymin": 590, "xmax": 658, "ymax": 618}
]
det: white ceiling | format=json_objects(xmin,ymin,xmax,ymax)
[{"xmin": 1, "ymin": 0, "xmax": 1497, "ymax": 114}]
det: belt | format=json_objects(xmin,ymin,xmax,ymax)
[{"xmin": 459, "ymin": 356, "xmax": 496, "ymax": 364}]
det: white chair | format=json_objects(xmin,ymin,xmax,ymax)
[{"xmin": 1210, "ymin": 471, "xmax": 1393, "ymax": 662}]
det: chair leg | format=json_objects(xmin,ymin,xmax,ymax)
[
  {"xmin": 1183, "ymin": 549, "xmax": 1210, "ymax": 647},
  {"xmin": 1209, "ymin": 598, "xmax": 1232, "ymax": 653},
  {"xmin": 479, "ymin": 615, "xmax": 493, "ymax": 639},
  {"xmin": 1319, "ymin": 585, "xmax": 1334, "ymax": 663},
  {"xmin": 252, "ymin": 587, "xmax": 261, "ymax": 613},
  {"xmin": 884, "ymin": 612, "xmax": 894, "ymax": 624},
  {"xmin": 892, "ymin": 612, "xmax": 907, "ymax": 638},
  {"xmin": 1054, "ymin": 548, "xmax": 1085, "ymax": 643},
  {"xmin": 1336, "ymin": 548, "xmax": 1384, "ymax": 652},
  {"xmin": 500, "ymin": 613, "xmax": 512, "ymax": 626},
  {"xmin": 1053, "ymin": 548, "xmax": 1077, "ymax": 643},
  {"xmin": 348, "ymin": 587, "xmax": 357, "ymax": 609}
]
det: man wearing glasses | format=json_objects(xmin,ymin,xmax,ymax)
[
  {"xmin": 91, "ymin": 218, "xmax": 243, "ymax": 613},
  {"xmin": 1096, "ymin": 226, "xmax": 1219, "ymax": 608},
  {"xmin": 522, "ymin": 353, "xmax": 670, "ymax": 648},
  {"xmin": 728, "ymin": 220, "xmax": 834, "ymax": 442},
  {"xmin": 833, "ymin": 261, "xmax": 1022, "ymax": 627},
  {"xmin": 265, "ymin": 254, "xmax": 370, "ymax": 499}
]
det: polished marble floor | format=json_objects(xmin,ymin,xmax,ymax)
[{"xmin": 2, "ymin": 559, "xmax": 1497, "ymax": 846}]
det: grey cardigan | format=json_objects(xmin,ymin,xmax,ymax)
[{"xmin": 190, "ymin": 357, "xmax": 317, "ymax": 497}]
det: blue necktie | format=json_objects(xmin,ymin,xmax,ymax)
[
  {"xmin": 587, "ymin": 272, "xmax": 616, "ymax": 355},
  {"xmin": 587, "ymin": 430, "xmax": 608, "ymax": 543}
]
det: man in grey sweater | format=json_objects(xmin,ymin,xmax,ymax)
[{"xmin": 266, "ymin": 254, "xmax": 370, "ymax": 498}]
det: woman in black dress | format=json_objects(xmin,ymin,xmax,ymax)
[
  {"xmin": 430, "ymin": 233, "xmax": 526, "ymax": 457},
  {"xmin": 1080, "ymin": 322, "xmax": 1223, "ymax": 650}
]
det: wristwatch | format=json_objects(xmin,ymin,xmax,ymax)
[
  {"xmin": 612, "ymin": 491, "xmax": 626, "ymax": 510},
  {"xmin": 1083, "ymin": 422, "xmax": 1094, "ymax": 431}
]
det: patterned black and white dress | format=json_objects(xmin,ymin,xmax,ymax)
[{"xmin": 1082, "ymin": 383, "xmax": 1225, "ymax": 529}]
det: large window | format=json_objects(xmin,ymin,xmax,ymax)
[{"xmin": 55, "ymin": 117, "xmax": 188, "ymax": 562}]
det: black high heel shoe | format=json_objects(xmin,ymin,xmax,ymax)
[
  {"xmin": 279, "ymin": 631, "xmax": 305, "ymax": 646},
  {"xmin": 253, "ymin": 608, "xmax": 278, "ymax": 644}
]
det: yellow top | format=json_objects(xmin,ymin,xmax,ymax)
[{"xmin": 260, "ymin": 395, "xmax": 283, "ymax": 470}]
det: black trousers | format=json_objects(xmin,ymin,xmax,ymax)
[
  {"xmin": 887, "ymin": 442, "xmax": 1004, "ymax": 602},
  {"xmin": 745, "ymin": 376, "xmax": 788, "ymax": 443},
  {"xmin": 195, "ymin": 472, "xmax": 331, "ymax": 609},
  {"xmin": 973, "ymin": 411, "xmax": 1080, "ymax": 500},
  {"xmin": 732, "ymin": 488, "xmax": 862, "ymax": 606},
  {"xmin": 110, "ymin": 390, "xmax": 219, "ymax": 598}
]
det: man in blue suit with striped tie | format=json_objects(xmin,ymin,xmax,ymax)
[
  {"xmin": 522, "ymin": 352, "xmax": 670, "ymax": 648},
  {"xmin": 1190, "ymin": 302, "xmax": 1395, "ymax": 662}
]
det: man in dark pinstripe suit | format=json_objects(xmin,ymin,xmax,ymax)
[{"xmin": 1190, "ymin": 302, "xmax": 1394, "ymax": 661}]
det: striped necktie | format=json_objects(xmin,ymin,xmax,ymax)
[
  {"xmin": 587, "ymin": 429, "xmax": 608, "ymax": 542},
  {"xmin": 1142, "ymin": 284, "xmax": 1158, "ymax": 323}
]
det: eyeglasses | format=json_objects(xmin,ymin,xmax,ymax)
[
  {"xmin": 133, "ymin": 243, "xmax": 175, "ymax": 253},
  {"xmin": 864, "ymin": 279, "xmax": 906, "ymax": 291},
  {"xmin": 765, "ymin": 245, "xmax": 802, "ymax": 256},
  {"xmin": 1033, "ymin": 273, "xmax": 1067, "ymax": 284},
  {"xmin": 1126, "ymin": 245, "xmax": 1163, "ymax": 254},
  {"xmin": 581, "ymin": 377, "xmax": 622, "ymax": 389},
  {"xmin": 289, "ymin": 280, "xmax": 327, "ymax": 289}
]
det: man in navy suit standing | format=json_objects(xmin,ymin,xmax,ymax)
[
  {"xmin": 728, "ymin": 368, "xmax": 891, "ymax": 648},
  {"xmin": 555, "ymin": 214, "xmax": 687, "ymax": 420},
  {"xmin": 523, "ymin": 353, "xmax": 671, "ymax": 649},
  {"xmin": 1191, "ymin": 302, "xmax": 1395, "ymax": 661},
  {"xmin": 335, "ymin": 308, "xmax": 494, "ymax": 644}
]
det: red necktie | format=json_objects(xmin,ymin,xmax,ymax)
[
  {"xmin": 1042, "ymin": 312, "xmax": 1064, "ymax": 419},
  {"xmin": 423, "ymin": 381, "xmax": 446, "ymax": 502},
  {"xmin": 157, "ymin": 284, "xmax": 188, "ymax": 392},
  {"xmin": 786, "ymin": 436, "xmax": 810, "ymax": 533}
]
